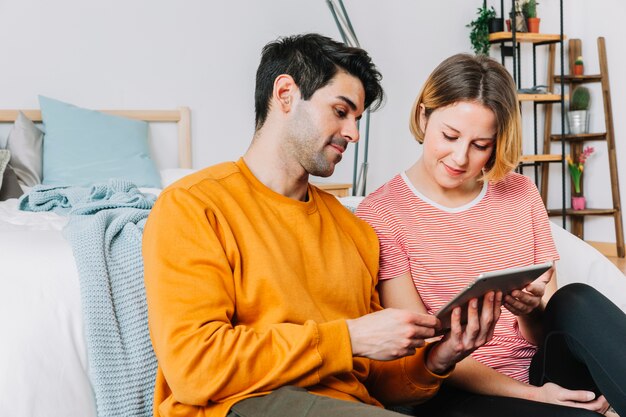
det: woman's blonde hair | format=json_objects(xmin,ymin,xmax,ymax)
[{"xmin": 409, "ymin": 54, "xmax": 522, "ymax": 182}]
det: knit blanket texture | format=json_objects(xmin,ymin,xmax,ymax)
[
  {"xmin": 21, "ymin": 179, "xmax": 157, "ymax": 417},
  {"xmin": 19, "ymin": 180, "xmax": 154, "ymax": 215}
]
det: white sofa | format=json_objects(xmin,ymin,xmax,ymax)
[
  {"xmin": 550, "ymin": 222, "xmax": 626, "ymax": 312},
  {"xmin": 339, "ymin": 196, "xmax": 626, "ymax": 313}
]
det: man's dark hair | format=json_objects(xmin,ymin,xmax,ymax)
[{"xmin": 254, "ymin": 33, "xmax": 384, "ymax": 131}]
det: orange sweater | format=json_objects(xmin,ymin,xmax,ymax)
[{"xmin": 143, "ymin": 159, "xmax": 448, "ymax": 417}]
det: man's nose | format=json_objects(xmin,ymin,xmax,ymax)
[{"xmin": 343, "ymin": 119, "xmax": 360, "ymax": 143}]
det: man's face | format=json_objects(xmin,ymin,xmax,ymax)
[{"xmin": 285, "ymin": 71, "xmax": 365, "ymax": 177}]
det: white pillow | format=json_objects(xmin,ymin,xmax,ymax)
[
  {"xmin": 338, "ymin": 196, "xmax": 364, "ymax": 213},
  {"xmin": 159, "ymin": 168, "xmax": 198, "ymax": 188},
  {"xmin": 550, "ymin": 222, "xmax": 626, "ymax": 312}
]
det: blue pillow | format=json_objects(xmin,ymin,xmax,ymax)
[{"xmin": 40, "ymin": 96, "xmax": 162, "ymax": 188}]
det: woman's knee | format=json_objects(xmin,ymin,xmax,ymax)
[
  {"xmin": 544, "ymin": 284, "xmax": 602, "ymax": 329},
  {"xmin": 547, "ymin": 283, "xmax": 603, "ymax": 314}
]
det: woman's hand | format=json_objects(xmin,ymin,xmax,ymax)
[
  {"xmin": 504, "ymin": 268, "xmax": 554, "ymax": 316},
  {"xmin": 532, "ymin": 382, "xmax": 610, "ymax": 414},
  {"xmin": 425, "ymin": 291, "xmax": 502, "ymax": 374}
]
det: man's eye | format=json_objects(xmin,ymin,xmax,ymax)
[{"xmin": 335, "ymin": 108, "xmax": 347, "ymax": 118}]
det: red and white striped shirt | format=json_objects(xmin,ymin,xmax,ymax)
[{"xmin": 356, "ymin": 172, "xmax": 559, "ymax": 382}]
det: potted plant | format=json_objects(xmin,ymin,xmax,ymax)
[
  {"xmin": 568, "ymin": 86, "xmax": 591, "ymax": 134},
  {"xmin": 509, "ymin": 1, "xmax": 528, "ymax": 32},
  {"xmin": 567, "ymin": 146, "xmax": 595, "ymax": 209},
  {"xmin": 488, "ymin": 7, "xmax": 504, "ymax": 33},
  {"xmin": 467, "ymin": 5, "xmax": 497, "ymax": 55},
  {"xmin": 573, "ymin": 56, "xmax": 584, "ymax": 76},
  {"xmin": 522, "ymin": 0, "xmax": 540, "ymax": 33},
  {"xmin": 489, "ymin": 15, "xmax": 504, "ymax": 33}
]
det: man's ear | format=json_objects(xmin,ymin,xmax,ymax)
[{"xmin": 273, "ymin": 74, "xmax": 298, "ymax": 113}]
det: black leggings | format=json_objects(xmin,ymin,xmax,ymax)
[{"xmin": 392, "ymin": 283, "xmax": 626, "ymax": 417}]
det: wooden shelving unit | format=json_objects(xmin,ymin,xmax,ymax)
[
  {"xmin": 488, "ymin": 0, "xmax": 567, "ymax": 222},
  {"xmin": 489, "ymin": 32, "xmax": 562, "ymax": 44},
  {"xmin": 517, "ymin": 93, "xmax": 563, "ymax": 103},
  {"xmin": 550, "ymin": 132, "xmax": 607, "ymax": 143},
  {"xmin": 547, "ymin": 208, "xmax": 618, "ymax": 217},
  {"xmin": 313, "ymin": 182, "xmax": 352, "ymax": 197},
  {"xmin": 544, "ymin": 37, "xmax": 624, "ymax": 257},
  {"xmin": 520, "ymin": 154, "xmax": 563, "ymax": 164}
]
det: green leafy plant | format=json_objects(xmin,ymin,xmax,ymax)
[
  {"xmin": 522, "ymin": 0, "xmax": 539, "ymax": 18},
  {"xmin": 575, "ymin": 56, "xmax": 584, "ymax": 65},
  {"xmin": 467, "ymin": 5, "xmax": 496, "ymax": 55},
  {"xmin": 570, "ymin": 86, "xmax": 591, "ymax": 111}
]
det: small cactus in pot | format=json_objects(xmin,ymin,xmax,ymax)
[
  {"xmin": 570, "ymin": 86, "xmax": 590, "ymax": 111},
  {"xmin": 568, "ymin": 86, "xmax": 591, "ymax": 134},
  {"xmin": 573, "ymin": 56, "xmax": 584, "ymax": 76}
]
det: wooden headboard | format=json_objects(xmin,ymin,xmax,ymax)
[{"xmin": 0, "ymin": 107, "xmax": 192, "ymax": 169}]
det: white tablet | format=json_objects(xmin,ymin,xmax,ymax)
[{"xmin": 435, "ymin": 261, "xmax": 553, "ymax": 330}]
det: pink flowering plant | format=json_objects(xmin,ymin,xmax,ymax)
[{"xmin": 566, "ymin": 146, "xmax": 595, "ymax": 195}]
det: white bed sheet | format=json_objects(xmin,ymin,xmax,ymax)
[
  {"xmin": 0, "ymin": 198, "xmax": 68, "ymax": 231},
  {"xmin": 0, "ymin": 172, "xmax": 189, "ymax": 417},
  {"xmin": 0, "ymin": 199, "xmax": 96, "ymax": 417}
]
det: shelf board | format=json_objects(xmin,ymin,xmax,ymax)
[
  {"xmin": 520, "ymin": 154, "xmax": 562, "ymax": 163},
  {"xmin": 548, "ymin": 208, "xmax": 618, "ymax": 217},
  {"xmin": 550, "ymin": 132, "xmax": 607, "ymax": 142},
  {"xmin": 313, "ymin": 182, "xmax": 352, "ymax": 197},
  {"xmin": 489, "ymin": 32, "xmax": 563, "ymax": 44},
  {"xmin": 554, "ymin": 74, "xmax": 603, "ymax": 83},
  {"xmin": 517, "ymin": 93, "xmax": 562, "ymax": 102}
]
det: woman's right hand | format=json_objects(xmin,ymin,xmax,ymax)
[
  {"xmin": 425, "ymin": 291, "xmax": 502, "ymax": 374},
  {"xmin": 532, "ymin": 382, "xmax": 610, "ymax": 414}
]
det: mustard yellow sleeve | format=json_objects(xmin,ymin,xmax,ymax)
[
  {"xmin": 362, "ymin": 274, "xmax": 451, "ymax": 405},
  {"xmin": 365, "ymin": 343, "xmax": 453, "ymax": 406},
  {"xmin": 143, "ymin": 188, "xmax": 354, "ymax": 406}
]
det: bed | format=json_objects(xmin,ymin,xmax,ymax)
[{"xmin": 0, "ymin": 100, "xmax": 194, "ymax": 417}]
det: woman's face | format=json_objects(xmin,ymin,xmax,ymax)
[{"xmin": 419, "ymin": 100, "xmax": 497, "ymax": 193}]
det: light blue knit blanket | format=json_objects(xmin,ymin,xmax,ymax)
[
  {"xmin": 21, "ymin": 179, "xmax": 157, "ymax": 417},
  {"xmin": 19, "ymin": 180, "xmax": 154, "ymax": 214}
]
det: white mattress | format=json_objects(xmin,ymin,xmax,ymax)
[
  {"xmin": 0, "ymin": 199, "xmax": 96, "ymax": 417},
  {"xmin": 0, "ymin": 171, "xmax": 191, "ymax": 417}
]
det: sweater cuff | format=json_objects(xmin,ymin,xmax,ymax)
[
  {"xmin": 316, "ymin": 319, "xmax": 354, "ymax": 375},
  {"xmin": 405, "ymin": 342, "xmax": 454, "ymax": 387}
]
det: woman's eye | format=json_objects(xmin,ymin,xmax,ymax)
[
  {"xmin": 473, "ymin": 143, "xmax": 491, "ymax": 151},
  {"xmin": 443, "ymin": 133, "xmax": 458, "ymax": 141}
]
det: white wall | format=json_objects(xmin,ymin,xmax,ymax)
[{"xmin": 0, "ymin": 0, "xmax": 624, "ymax": 243}]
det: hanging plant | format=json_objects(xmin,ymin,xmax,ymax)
[{"xmin": 467, "ymin": 5, "xmax": 496, "ymax": 55}]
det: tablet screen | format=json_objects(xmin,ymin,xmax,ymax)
[{"xmin": 435, "ymin": 261, "xmax": 553, "ymax": 330}]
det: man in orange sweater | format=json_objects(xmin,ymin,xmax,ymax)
[{"xmin": 143, "ymin": 33, "xmax": 502, "ymax": 417}]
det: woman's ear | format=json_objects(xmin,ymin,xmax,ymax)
[
  {"xmin": 273, "ymin": 74, "xmax": 297, "ymax": 113},
  {"xmin": 419, "ymin": 104, "xmax": 428, "ymax": 131}
]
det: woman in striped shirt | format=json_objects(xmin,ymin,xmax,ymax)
[{"xmin": 356, "ymin": 54, "xmax": 625, "ymax": 417}]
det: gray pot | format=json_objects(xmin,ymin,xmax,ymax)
[{"xmin": 567, "ymin": 110, "xmax": 589, "ymax": 134}]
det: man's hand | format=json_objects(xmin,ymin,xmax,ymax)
[
  {"xmin": 346, "ymin": 308, "xmax": 439, "ymax": 361},
  {"xmin": 504, "ymin": 268, "xmax": 554, "ymax": 316},
  {"xmin": 531, "ymin": 382, "xmax": 610, "ymax": 414},
  {"xmin": 425, "ymin": 291, "xmax": 502, "ymax": 374}
]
